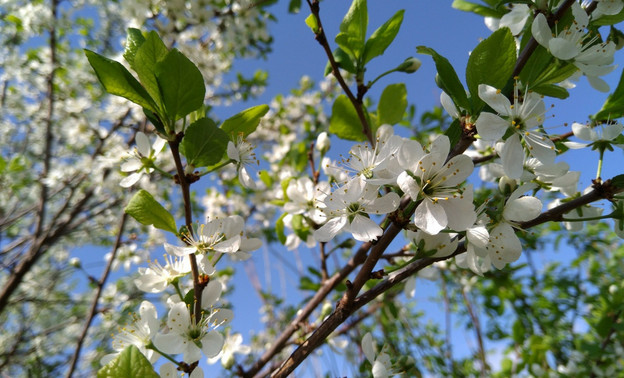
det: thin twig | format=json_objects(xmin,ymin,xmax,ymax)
[
  {"xmin": 66, "ymin": 213, "xmax": 128, "ymax": 378},
  {"xmin": 305, "ymin": 0, "xmax": 375, "ymax": 146}
]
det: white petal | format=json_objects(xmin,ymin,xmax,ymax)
[
  {"xmin": 467, "ymin": 226, "xmax": 489, "ymax": 249},
  {"xmin": 136, "ymin": 132, "xmax": 151, "ymax": 156},
  {"xmin": 475, "ymin": 112, "xmax": 509, "ymax": 141},
  {"xmin": 440, "ymin": 195, "xmax": 476, "ymax": 231},
  {"xmin": 504, "ymin": 196, "xmax": 542, "ymax": 222},
  {"xmin": 440, "ymin": 91, "xmax": 459, "ymax": 118},
  {"xmin": 414, "ymin": 199, "xmax": 447, "ymax": 235},
  {"xmin": 239, "ymin": 167, "xmax": 257, "ymax": 189},
  {"xmin": 167, "ymin": 302, "xmax": 191, "ymax": 334},
  {"xmin": 121, "ymin": 159, "xmax": 142, "ymax": 172},
  {"xmin": 500, "ymin": 135, "xmax": 524, "ymax": 179},
  {"xmin": 165, "ymin": 243, "xmax": 196, "ymax": 256},
  {"xmin": 201, "ymin": 331, "xmax": 225, "ymax": 358},
  {"xmin": 437, "ymin": 154, "xmax": 474, "ymax": 186},
  {"xmin": 365, "ymin": 192, "xmax": 400, "ymax": 214},
  {"xmin": 119, "ymin": 172, "xmax": 142, "ymax": 187},
  {"xmin": 602, "ymin": 123, "xmax": 624, "ymax": 141},
  {"xmin": 549, "ymin": 38, "xmax": 580, "ymax": 60},
  {"xmin": 152, "ymin": 137, "xmax": 167, "ymax": 156},
  {"xmin": 213, "ymin": 235, "xmax": 241, "ymax": 254},
  {"xmin": 154, "ymin": 333, "xmax": 185, "ymax": 355},
  {"xmin": 398, "ymin": 139, "xmax": 425, "ymax": 171},
  {"xmin": 531, "ymin": 13, "xmax": 552, "ymax": 48},
  {"xmin": 478, "ymin": 84, "xmax": 511, "ymax": 115},
  {"xmin": 201, "ymin": 280, "xmax": 223, "ymax": 308},
  {"xmin": 227, "ymin": 141, "xmax": 239, "ymax": 161},
  {"xmin": 563, "ymin": 141, "xmax": 589, "ymax": 149},
  {"xmin": 587, "ymin": 75, "xmax": 611, "ymax": 93},
  {"xmin": 524, "ymin": 132, "xmax": 556, "ymax": 164},
  {"xmin": 361, "ymin": 333, "xmax": 375, "ymax": 363},
  {"xmin": 313, "ymin": 217, "xmax": 347, "ymax": 242},
  {"xmin": 430, "ymin": 135, "xmax": 450, "ymax": 157},
  {"xmin": 347, "ymin": 215, "xmax": 383, "ymax": 242},
  {"xmin": 397, "ymin": 171, "xmax": 421, "ymax": 200}
]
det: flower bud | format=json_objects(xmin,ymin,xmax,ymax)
[
  {"xmin": 396, "ymin": 57, "xmax": 421, "ymax": 73},
  {"xmin": 69, "ymin": 257, "xmax": 81, "ymax": 268},
  {"xmin": 498, "ymin": 176, "xmax": 517, "ymax": 195},
  {"xmin": 315, "ymin": 131, "xmax": 330, "ymax": 153}
]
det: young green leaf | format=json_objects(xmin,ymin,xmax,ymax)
[
  {"xmin": 220, "ymin": 104, "xmax": 270, "ymax": 137},
  {"xmin": 377, "ymin": 83, "xmax": 407, "ymax": 125},
  {"xmin": 85, "ymin": 49, "xmax": 157, "ymax": 113},
  {"xmin": 417, "ymin": 46, "xmax": 470, "ymax": 111},
  {"xmin": 445, "ymin": 118, "xmax": 462, "ymax": 148},
  {"xmin": 97, "ymin": 345, "xmax": 159, "ymax": 378},
  {"xmin": 594, "ymin": 68, "xmax": 624, "ymax": 121},
  {"xmin": 329, "ymin": 95, "xmax": 366, "ymax": 141},
  {"xmin": 124, "ymin": 190, "xmax": 177, "ymax": 234},
  {"xmin": 340, "ymin": 0, "xmax": 368, "ymax": 46},
  {"xmin": 155, "ymin": 49, "xmax": 205, "ymax": 122},
  {"xmin": 180, "ymin": 118, "xmax": 229, "ymax": 167},
  {"xmin": 324, "ymin": 47, "xmax": 357, "ymax": 76},
  {"xmin": 123, "ymin": 28, "xmax": 146, "ymax": 69},
  {"xmin": 451, "ymin": 0, "xmax": 503, "ymax": 18},
  {"xmin": 305, "ymin": 14, "xmax": 319, "ymax": 34},
  {"xmin": 335, "ymin": 32, "xmax": 365, "ymax": 61},
  {"xmin": 362, "ymin": 9, "xmax": 404, "ymax": 65},
  {"xmin": 276, "ymin": 213, "xmax": 287, "ymax": 245},
  {"xmin": 134, "ymin": 31, "xmax": 169, "ymax": 111},
  {"xmin": 465, "ymin": 27, "xmax": 516, "ymax": 111},
  {"xmin": 531, "ymin": 84, "xmax": 569, "ymax": 99}
]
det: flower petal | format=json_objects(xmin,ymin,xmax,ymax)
[
  {"xmin": 414, "ymin": 198, "xmax": 447, "ymax": 235},
  {"xmin": 347, "ymin": 214, "xmax": 383, "ymax": 242},
  {"xmin": 500, "ymin": 135, "xmax": 524, "ymax": 179},
  {"xmin": 201, "ymin": 331, "xmax": 225, "ymax": 358},
  {"xmin": 475, "ymin": 112, "xmax": 509, "ymax": 141},
  {"xmin": 313, "ymin": 216, "xmax": 347, "ymax": 242}
]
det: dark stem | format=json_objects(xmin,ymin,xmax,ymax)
[
  {"xmin": 65, "ymin": 213, "xmax": 128, "ymax": 378},
  {"xmin": 306, "ymin": 0, "xmax": 375, "ymax": 146},
  {"xmin": 168, "ymin": 140, "xmax": 203, "ymax": 325}
]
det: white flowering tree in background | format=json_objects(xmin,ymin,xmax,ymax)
[{"xmin": 1, "ymin": 0, "xmax": 624, "ymax": 376}]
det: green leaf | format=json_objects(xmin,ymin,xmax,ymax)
[
  {"xmin": 134, "ymin": 31, "xmax": 169, "ymax": 111},
  {"xmin": 85, "ymin": 49, "xmax": 157, "ymax": 113},
  {"xmin": 594, "ymin": 68, "xmax": 624, "ymax": 121},
  {"xmin": 377, "ymin": 83, "xmax": 407, "ymax": 125},
  {"xmin": 305, "ymin": 14, "xmax": 319, "ymax": 33},
  {"xmin": 329, "ymin": 95, "xmax": 366, "ymax": 141},
  {"xmin": 362, "ymin": 9, "xmax": 404, "ymax": 65},
  {"xmin": 592, "ymin": 7, "xmax": 624, "ymax": 26},
  {"xmin": 466, "ymin": 27, "xmax": 516, "ymax": 111},
  {"xmin": 324, "ymin": 48, "xmax": 357, "ymax": 76},
  {"xmin": 97, "ymin": 345, "xmax": 158, "ymax": 378},
  {"xmin": 220, "ymin": 104, "xmax": 270, "ymax": 137},
  {"xmin": 340, "ymin": 0, "xmax": 368, "ymax": 46},
  {"xmin": 611, "ymin": 174, "xmax": 624, "ymax": 189},
  {"xmin": 451, "ymin": 0, "xmax": 503, "ymax": 18},
  {"xmin": 289, "ymin": 0, "xmax": 302, "ymax": 13},
  {"xmin": 531, "ymin": 84, "xmax": 569, "ymax": 99},
  {"xmin": 124, "ymin": 190, "xmax": 177, "ymax": 234},
  {"xmin": 180, "ymin": 118, "xmax": 229, "ymax": 167},
  {"xmin": 335, "ymin": 32, "xmax": 365, "ymax": 61},
  {"xmin": 123, "ymin": 28, "xmax": 146, "ymax": 69},
  {"xmin": 276, "ymin": 213, "xmax": 287, "ymax": 245},
  {"xmin": 417, "ymin": 46, "xmax": 470, "ymax": 111},
  {"xmin": 155, "ymin": 49, "xmax": 205, "ymax": 122},
  {"xmin": 445, "ymin": 118, "xmax": 462, "ymax": 148},
  {"xmin": 292, "ymin": 214, "xmax": 310, "ymax": 241}
]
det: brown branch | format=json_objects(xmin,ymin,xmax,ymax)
[
  {"xmin": 66, "ymin": 213, "xmax": 128, "ymax": 378},
  {"xmin": 169, "ymin": 139, "xmax": 203, "ymax": 325}
]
